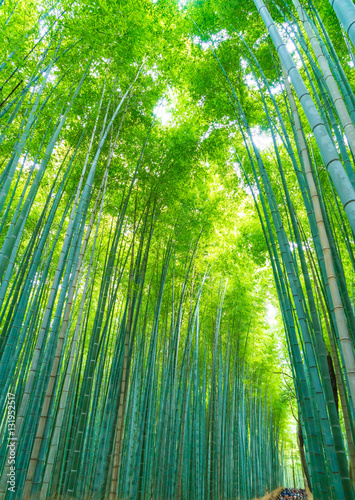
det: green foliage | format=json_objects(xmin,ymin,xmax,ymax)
[{"xmin": 2, "ymin": 0, "xmax": 355, "ymax": 498}]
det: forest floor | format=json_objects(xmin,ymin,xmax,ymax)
[
  {"xmin": 253, "ymin": 486, "xmax": 284, "ymax": 499},
  {"xmin": 255, "ymin": 486, "xmax": 312, "ymax": 500}
]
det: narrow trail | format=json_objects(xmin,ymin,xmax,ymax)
[
  {"xmin": 276, "ymin": 488, "xmax": 308, "ymax": 499},
  {"xmin": 254, "ymin": 486, "xmax": 311, "ymax": 500}
]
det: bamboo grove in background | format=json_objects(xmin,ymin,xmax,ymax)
[{"xmin": 2, "ymin": 0, "xmax": 355, "ymax": 499}]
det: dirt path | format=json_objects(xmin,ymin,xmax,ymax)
[
  {"xmin": 254, "ymin": 486, "xmax": 311, "ymax": 500},
  {"xmin": 253, "ymin": 487, "xmax": 284, "ymax": 499}
]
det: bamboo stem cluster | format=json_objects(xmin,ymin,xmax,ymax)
[{"xmin": 2, "ymin": 0, "xmax": 355, "ymax": 499}]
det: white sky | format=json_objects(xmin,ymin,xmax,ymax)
[
  {"xmin": 154, "ymin": 98, "xmax": 173, "ymax": 125},
  {"xmin": 266, "ymin": 302, "xmax": 277, "ymax": 326}
]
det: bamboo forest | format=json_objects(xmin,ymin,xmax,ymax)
[{"xmin": 4, "ymin": 0, "xmax": 355, "ymax": 499}]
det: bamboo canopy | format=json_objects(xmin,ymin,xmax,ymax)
[{"xmin": 1, "ymin": 0, "xmax": 355, "ymax": 499}]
